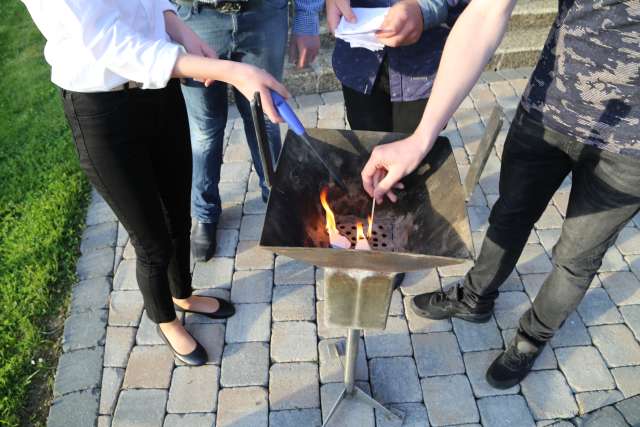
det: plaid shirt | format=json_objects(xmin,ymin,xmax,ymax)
[{"xmin": 332, "ymin": 0, "xmax": 466, "ymax": 102}]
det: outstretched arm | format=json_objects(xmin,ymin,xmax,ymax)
[{"xmin": 362, "ymin": 0, "xmax": 517, "ymax": 202}]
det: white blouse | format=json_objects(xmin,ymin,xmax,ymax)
[{"xmin": 22, "ymin": 0, "xmax": 184, "ymax": 92}]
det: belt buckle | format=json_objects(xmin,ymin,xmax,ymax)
[{"xmin": 217, "ymin": 2, "xmax": 243, "ymax": 13}]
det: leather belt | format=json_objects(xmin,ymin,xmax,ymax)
[
  {"xmin": 110, "ymin": 81, "xmax": 143, "ymax": 92},
  {"xmin": 198, "ymin": 1, "xmax": 247, "ymax": 13}
]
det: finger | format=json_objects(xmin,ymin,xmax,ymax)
[
  {"xmin": 386, "ymin": 190, "xmax": 398, "ymax": 203},
  {"xmin": 202, "ymin": 44, "xmax": 218, "ymax": 59},
  {"xmin": 326, "ymin": 5, "xmax": 341, "ymax": 33},
  {"xmin": 373, "ymin": 167, "xmax": 404, "ymax": 203},
  {"xmin": 361, "ymin": 155, "xmax": 381, "ymax": 197},
  {"xmin": 297, "ymin": 47, "xmax": 309, "ymax": 69},
  {"xmin": 268, "ymin": 77, "xmax": 291, "ymax": 99},
  {"xmin": 393, "ymin": 182, "xmax": 404, "ymax": 190},
  {"xmin": 260, "ymin": 88, "xmax": 283, "ymax": 123},
  {"xmin": 340, "ymin": 2, "xmax": 357, "ymax": 23}
]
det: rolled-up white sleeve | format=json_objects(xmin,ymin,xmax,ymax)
[{"xmin": 58, "ymin": 0, "xmax": 183, "ymax": 89}]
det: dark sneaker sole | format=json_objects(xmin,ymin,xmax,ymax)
[
  {"xmin": 485, "ymin": 367, "xmax": 528, "ymax": 389},
  {"xmin": 410, "ymin": 298, "xmax": 492, "ymax": 323}
]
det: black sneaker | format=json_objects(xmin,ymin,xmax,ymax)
[
  {"xmin": 410, "ymin": 285, "xmax": 492, "ymax": 323},
  {"xmin": 191, "ymin": 221, "xmax": 217, "ymax": 262},
  {"xmin": 486, "ymin": 330, "xmax": 544, "ymax": 389}
]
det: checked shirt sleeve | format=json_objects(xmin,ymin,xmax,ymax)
[{"xmin": 292, "ymin": 0, "xmax": 324, "ymax": 35}]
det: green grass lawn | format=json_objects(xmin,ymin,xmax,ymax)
[{"xmin": 0, "ymin": 3, "xmax": 90, "ymax": 426}]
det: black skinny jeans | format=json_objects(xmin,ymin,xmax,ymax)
[
  {"xmin": 463, "ymin": 106, "xmax": 640, "ymax": 342},
  {"xmin": 61, "ymin": 80, "xmax": 193, "ymax": 323},
  {"xmin": 342, "ymin": 57, "xmax": 427, "ymax": 134}
]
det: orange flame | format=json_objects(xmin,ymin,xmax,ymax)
[
  {"xmin": 367, "ymin": 214, "xmax": 373, "ymax": 239},
  {"xmin": 356, "ymin": 222, "xmax": 366, "ymax": 241},
  {"xmin": 320, "ymin": 187, "xmax": 338, "ymax": 235}
]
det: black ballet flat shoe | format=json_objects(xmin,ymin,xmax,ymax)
[
  {"xmin": 174, "ymin": 296, "xmax": 235, "ymax": 319},
  {"xmin": 156, "ymin": 325, "xmax": 208, "ymax": 366}
]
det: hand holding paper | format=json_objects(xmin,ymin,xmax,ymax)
[{"xmin": 335, "ymin": 7, "xmax": 390, "ymax": 51}]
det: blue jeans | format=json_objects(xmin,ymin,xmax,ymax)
[{"xmin": 177, "ymin": 1, "xmax": 288, "ymax": 223}]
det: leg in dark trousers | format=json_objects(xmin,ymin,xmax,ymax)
[
  {"xmin": 342, "ymin": 58, "xmax": 427, "ymax": 134},
  {"xmin": 61, "ymin": 80, "xmax": 193, "ymax": 324}
]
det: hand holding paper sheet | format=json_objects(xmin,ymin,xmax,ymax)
[{"xmin": 335, "ymin": 7, "xmax": 390, "ymax": 52}]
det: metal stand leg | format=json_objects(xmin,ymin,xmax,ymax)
[{"xmin": 322, "ymin": 329, "xmax": 403, "ymax": 427}]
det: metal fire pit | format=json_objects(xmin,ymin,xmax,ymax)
[{"xmin": 251, "ymin": 94, "xmax": 502, "ymax": 426}]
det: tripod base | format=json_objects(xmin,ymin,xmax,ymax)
[{"xmin": 322, "ymin": 385, "xmax": 402, "ymax": 427}]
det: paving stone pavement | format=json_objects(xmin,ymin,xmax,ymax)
[{"xmin": 49, "ymin": 70, "xmax": 640, "ymax": 427}]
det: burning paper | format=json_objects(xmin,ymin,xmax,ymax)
[
  {"xmin": 320, "ymin": 188, "xmax": 351, "ymax": 249},
  {"xmin": 355, "ymin": 222, "xmax": 371, "ymax": 250}
]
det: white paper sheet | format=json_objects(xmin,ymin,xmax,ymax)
[{"xmin": 335, "ymin": 7, "xmax": 389, "ymax": 52}]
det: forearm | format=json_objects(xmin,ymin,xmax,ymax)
[
  {"xmin": 172, "ymin": 54, "xmax": 238, "ymax": 84},
  {"xmin": 413, "ymin": 0, "xmax": 516, "ymax": 153}
]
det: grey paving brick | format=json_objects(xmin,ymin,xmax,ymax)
[
  {"xmin": 535, "ymin": 205, "xmax": 564, "ymax": 230},
  {"xmin": 269, "ymin": 362, "xmax": 320, "ymax": 410},
  {"xmin": 468, "ymin": 206, "xmax": 490, "ymax": 232},
  {"xmin": 364, "ymin": 316, "xmax": 412, "ymax": 358},
  {"xmin": 114, "ymin": 246, "xmax": 124, "ymax": 274},
  {"xmin": 556, "ymin": 346, "xmax": 615, "ymax": 392},
  {"xmin": 369, "ymin": 357, "xmax": 422, "ymax": 404},
  {"xmin": 239, "ymin": 214, "xmax": 265, "ymax": 241},
  {"xmin": 412, "ymin": 332, "xmax": 464, "ymax": 377},
  {"xmin": 421, "ymin": 375, "xmax": 479, "ymax": 426},
  {"xmin": 375, "ymin": 402, "xmax": 430, "ymax": 427},
  {"xmin": 167, "ymin": 365, "xmax": 219, "ymax": 413},
  {"xmin": 81, "ymin": 221, "xmax": 118, "ymax": 253},
  {"xmin": 220, "ymin": 160, "xmax": 251, "ymax": 183},
  {"xmin": 316, "ymin": 301, "xmax": 346, "ymax": 339},
  {"xmin": 99, "ymin": 367, "xmax": 124, "ymax": 415},
  {"xmin": 521, "ymin": 370, "xmax": 578, "ymax": 420},
  {"xmin": 502, "ymin": 329, "xmax": 557, "ymax": 370},
  {"xmin": 550, "ymin": 312, "xmax": 591, "ymax": 348},
  {"xmin": 122, "ymin": 240, "xmax": 135, "ymax": 260},
  {"xmin": 494, "ymin": 291, "xmax": 531, "ymax": 329},
  {"xmin": 77, "ymin": 247, "xmax": 115, "ymax": 280},
  {"xmin": 271, "ymin": 321, "xmax": 318, "ymax": 362},
  {"xmin": 388, "ymin": 289, "xmax": 404, "ymax": 316},
  {"xmin": 318, "ymin": 118, "xmax": 346, "ymax": 128},
  {"xmin": 318, "ymin": 103, "xmax": 344, "ymax": 120},
  {"xmin": 269, "ymin": 409, "xmax": 322, "ymax": 427},
  {"xmin": 438, "ymin": 260, "xmax": 473, "ymax": 277},
  {"xmin": 217, "ymin": 386, "xmax": 268, "ymax": 427},
  {"xmin": 295, "ymin": 93, "xmax": 323, "ymax": 108},
  {"xmin": 71, "ymin": 277, "xmax": 111, "ymax": 313},
  {"xmin": 48, "ymin": 389, "xmax": 100, "ymax": 427},
  {"xmin": 53, "ymin": 347, "xmax": 103, "ymax": 397},
  {"xmin": 235, "ymin": 240, "xmax": 274, "ymax": 270},
  {"xmin": 104, "ymin": 327, "xmax": 136, "ymax": 368},
  {"xmin": 616, "ymin": 227, "xmax": 640, "ymax": 255},
  {"xmin": 87, "ymin": 199, "xmax": 118, "ymax": 226},
  {"xmin": 537, "ymin": 229, "xmax": 561, "ymax": 255},
  {"xmin": 615, "ymin": 395, "xmax": 640, "ymax": 426},
  {"xmin": 600, "ymin": 246, "xmax": 629, "ymax": 272},
  {"xmin": 453, "ymin": 317, "xmax": 503, "ymax": 352},
  {"xmin": 113, "ymin": 260, "xmax": 137, "ymax": 291},
  {"xmin": 321, "ymin": 91, "xmax": 344, "ymax": 104},
  {"xmin": 243, "ymin": 191, "xmax": 267, "ymax": 214},
  {"xmin": 478, "ymin": 395, "xmax": 536, "ymax": 427},
  {"xmin": 600, "ymin": 272, "xmax": 640, "ymax": 306},
  {"xmin": 182, "ymin": 323, "xmax": 225, "ymax": 365},
  {"xmin": 218, "ymin": 203, "xmax": 243, "ymax": 229},
  {"xmin": 274, "ymin": 256, "xmax": 315, "ymax": 285},
  {"xmin": 98, "ymin": 415, "xmax": 112, "ymax": 427},
  {"xmin": 403, "ymin": 297, "xmax": 452, "ymax": 333},
  {"xmin": 553, "ymin": 191, "xmax": 570, "ymax": 217},
  {"xmin": 112, "ymin": 389, "xmax": 167, "ymax": 427},
  {"xmin": 591, "ymin": 324, "xmax": 640, "ymax": 367},
  {"xmin": 501, "ymin": 270, "xmax": 525, "ymax": 291},
  {"xmin": 221, "ymin": 342, "xmax": 269, "ymax": 387},
  {"xmin": 108, "ymin": 291, "xmax": 144, "ymax": 327},
  {"xmin": 464, "ymin": 350, "xmax": 520, "ymax": 397},
  {"xmin": 578, "ymin": 406, "xmax": 629, "ymax": 427},
  {"xmin": 576, "ymin": 390, "xmax": 624, "ymax": 415},
  {"xmin": 620, "ymin": 305, "xmax": 640, "ymax": 340},
  {"xmin": 163, "ymin": 413, "xmax": 216, "ymax": 427},
  {"xmin": 577, "ymin": 288, "xmax": 623, "ymax": 326},
  {"xmin": 272, "ymin": 285, "xmax": 315, "ymax": 321},
  {"xmin": 214, "ymin": 228, "xmax": 239, "ymax": 257},
  {"xmin": 611, "ymin": 366, "xmax": 640, "ymax": 397},
  {"xmin": 517, "ymin": 244, "xmax": 553, "ymax": 274},
  {"xmin": 225, "ymin": 303, "xmax": 271, "ymax": 343},
  {"xmin": 192, "ymin": 257, "xmax": 234, "ymax": 290},
  {"xmin": 231, "ymin": 270, "xmax": 273, "ymax": 303},
  {"xmin": 122, "ymin": 346, "xmax": 174, "ymax": 389},
  {"xmin": 320, "ymin": 382, "xmax": 375, "ymax": 427},
  {"xmin": 62, "ymin": 310, "xmax": 108, "ymax": 352},
  {"xmin": 318, "ymin": 338, "xmax": 368, "ymax": 383},
  {"xmin": 135, "ymin": 311, "xmax": 163, "ymax": 346}
]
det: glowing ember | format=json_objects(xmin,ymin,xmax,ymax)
[
  {"xmin": 355, "ymin": 222, "xmax": 371, "ymax": 250},
  {"xmin": 320, "ymin": 187, "xmax": 351, "ymax": 249}
]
